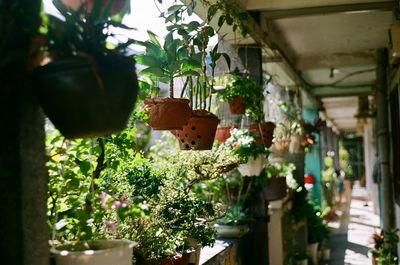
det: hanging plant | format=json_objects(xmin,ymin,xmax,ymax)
[
  {"xmin": 34, "ymin": 0, "xmax": 138, "ymax": 139},
  {"xmin": 136, "ymin": 30, "xmax": 201, "ymax": 130},
  {"xmin": 165, "ymin": 8, "xmax": 231, "ymax": 150},
  {"xmin": 217, "ymin": 70, "xmax": 264, "ymax": 115}
]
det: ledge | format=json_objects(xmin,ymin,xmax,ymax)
[{"xmin": 199, "ymin": 238, "xmax": 239, "ymax": 265}]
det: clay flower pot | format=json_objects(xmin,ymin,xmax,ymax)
[
  {"xmin": 249, "ymin": 122, "xmax": 275, "ymax": 147},
  {"xmin": 156, "ymin": 251, "xmax": 193, "ymax": 265},
  {"xmin": 144, "ymin": 98, "xmax": 192, "ymax": 130},
  {"xmin": 262, "ymin": 176, "xmax": 287, "ymax": 201},
  {"xmin": 215, "ymin": 126, "xmax": 236, "ymax": 143},
  {"xmin": 171, "ymin": 110, "xmax": 220, "ymax": 150},
  {"xmin": 228, "ymin": 97, "xmax": 246, "ymax": 114},
  {"xmin": 61, "ymin": 0, "xmax": 127, "ymax": 14}
]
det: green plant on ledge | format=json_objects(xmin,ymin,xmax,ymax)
[{"xmin": 370, "ymin": 229, "xmax": 399, "ymax": 265}]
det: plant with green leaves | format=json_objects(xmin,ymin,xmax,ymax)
[
  {"xmin": 370, "ymin": 229, "xmax": 399, "ymax": 265},
  {"xmin": 217, "ymin": 71, "xmax": 265, "ymax": 112},
  {"xmin": 135, "ymin": 31, "xmax": 201, "ymax": 98},
  {"xmin": 44, "ymin": 0, "xmax": 133, "ymax": 59}
]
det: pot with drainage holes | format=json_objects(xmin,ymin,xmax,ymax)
[
  {"xmin": 171, "ymin": 110, "xmax": 220, "ymax": 150},
  {"xmin": 249, "ymin": 122, "xmax": 275, "ymax": 148},
  {"xmin": 228, "ymin": 97, "xmax": 245, "ymax": 115}
]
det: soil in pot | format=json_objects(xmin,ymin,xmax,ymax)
[
  {"xmin": 50, "ymin": 239, "xmax": 136, "ymax": 265},
  {"xmin": 171, "ymin": 110, "xmax": 220, "ymax": 150},
  {"xmin": 34, "ymin": 55, "xmax": 138, "ymax": 139},
  {"xmin": 262, "ymin": 176, "xmax": 287, "ymax": 201},
  {"xmin": 215, "ymin": 126, "xmax": 236, "ymax": 143},
  {"xmin": 249, "ymin": 122, "xmax": 275, "ymax": 147},
  {"xmin": 144, "ymin": 98, "xmax": 192, "ymax": 130},
  {"xmin": 228, "ymin": 97, "xmax": 245, "ymax": 115}
]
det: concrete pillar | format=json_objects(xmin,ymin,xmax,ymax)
[
  {"xmin": 268, "ymin": 208, "xmax": 284, "ymax": 265},
  {"xmin": 376, "ymin": 48, "xmax": 395, "ymax": 230},
  {"xmin": 363, "ymin": 118, "xmax": 379, "ymax": 214},
  {"xmin": 0, "ymin": 1, "xmax": 49, "ymax": 264}
]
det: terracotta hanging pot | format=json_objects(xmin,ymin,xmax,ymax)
[
  {"xmin": 61, "ymin": 0, "xmax": 127, "ymax": 14},
  {"xmin": 144, "ymin": 98, "xmax": 192, "ymax": 130},
  {"xmin": 33, "ymin": 54, "xmax": 138, "ymax": 139},
  {"xmin": 262, "ymin": 176, "xmax": 287, "ymax": 201},
  {"xmin": 228, "ymin": 97, "xmax": 246, "ymax": 115},
  {"xmin": 171, "ymin": 110, "xmax": 219, "ymax": 150},
  {"xmin": 249, "ymin": 122, "xmax": 275, "ymax": 147},
  {"xmin": 215, "ymin": 126, "xmax": 236, "ymax": 143}
]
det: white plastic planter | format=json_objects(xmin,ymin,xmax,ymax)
[
  {"xmin": 238, "ymin": 155, "xmax": 265, "ymax": 176},
  {"xmin": 214, "ymin": 224, "xmax": 250, "ymax": 238},
  {"xmin": 50, "ymin": 240, "xmax": 136, "ymax": 265}
]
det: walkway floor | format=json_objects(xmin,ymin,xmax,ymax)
[{"xmin": 321, "ymin": 183, "xmax": 380, "ymax": 265}]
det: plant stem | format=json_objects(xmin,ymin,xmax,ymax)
[{"xmin": 170, "ymin": 78, "xmax": 174, "ymax": 98}]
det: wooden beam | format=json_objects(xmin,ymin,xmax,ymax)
[{"xmin": 259, "ymin": 1, "xmax": 396, "ymax": 19}]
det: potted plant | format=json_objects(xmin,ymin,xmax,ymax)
[
  {"xmin": 46, "ymin": 131, "xmax": 140, "ymax": 265},
  {"xmin": 262, "ymin": 163, "xmax": 295, "ymax": 201},
  {"xmin": 243, "ymin": 76, "xmax": 275, "ymax": 147},
  {"xmin": 225, "ymin": 128, "xmax": 269, "ymax": 176},
  {"xmin": 168, "ymin": 13, "xmax": 230, "ymax": 150},
  {"xmin": 369, "ymin": 229, "xmax": 399, "ymax": 265},
  {"xmin": 136, "ymin": 30, "xmax": 198, "ymax": 130},
  {"xmin": 307, "ymin": 207, "xmax": 329, "ymax": 265},
  {"xmin": 34, "ymin": 0, "xmax": 139, "ymax": 139},
  {"xmin": 215, "ymin": 125, "xmax": 237, "ymax": 143},
  {"xmin": 217, "ymin": 71, "xmax": 264, "ymax": 115},
  {"xmin": 214, "ymin": 204, "xmax": 251, "ymax": 238}
]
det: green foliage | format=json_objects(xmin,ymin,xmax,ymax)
[
  {"xmin": 217, "ymin": 72, "xmax": 265, "ymax": 118},
  {"xmin": 217, "ymin": 204, "xmax": 252, "ymax": 225},
  {"xmin": 44, "ymin": 0, "xmax": 133, "ymax": 58},
  {"xmin": 371, "ymin": 229, "xmax": 399, "ymax": 265},
  {"xmin": 225, "ymin": 128, "xmax": 268, "ymax": 162}
]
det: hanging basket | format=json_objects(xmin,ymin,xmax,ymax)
[
  {"xmin": 33, "ymin": 55, "xmax": 138, "ymax": 139},
  {"xmin": 228, "ymin": 97, "xmax": 246, "ymax": 115},
  {"xmin": 144, "ymin": 98, "xmax": 192, "ymax": 130},
  {"xmin": 171, "ymin": 110, "xmax": 220, "ymax": 150},
  {"xmin": 289, "ymin": 134, "xmax": 306, "ymax": 154},
  {"xmin": 249, "ymin": 122, "xmax": 275, "ymax": 147},
  {"xmin": 238, "ymin": 155, "xmax": 266, "ymax": 176},
  {"xmin": 269, "ymin": 140, "xmax": 290, "ymax": 164},
  {"xmin": 50, "ymin": 240, "xmax": 136, "ymax": 265},
  {"xmin": 262, "ymin": 176, "xmax": 287, "ymax": 201},
  {"xmin": 215, "ymin": 126, "xmax": 236, "ymax": 143}
]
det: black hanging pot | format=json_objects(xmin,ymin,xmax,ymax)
[{"xmin": 33, "ymin": 54, "xmax": 138, "ymax": 139}]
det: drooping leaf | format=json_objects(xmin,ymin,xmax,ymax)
[
  {"xmin": 218, "ymin": 15, "xmax": 225, "ymax": 27},
  {"xmin": 139, "ymin": 67, "xmax": 166, "ymax": 77},
  {"xmin": 221, "ymin": 53, "xmax": 231, "ymax": 70},
  {"xmin": 135, "ymin": 55, "xmax": 161, "ymax": 68},
  {"xmin": 147, "ymin": 30, "xmax": 161, "ymax": 47}
]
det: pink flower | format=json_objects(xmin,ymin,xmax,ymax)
[
  {"xmin": 105, "ymin": 220, "xmax": 117, "ymax": 232},
  {"xmin": 232, "ymin": 143, "xmax": 238, "ymax": 149},
  {"xmin": 111, "ymin": 201, "xmax": 122, "ymax": 209},
  {"xmin": 99, "ymin": 192, "xmax": 111, "ymax": 206}
]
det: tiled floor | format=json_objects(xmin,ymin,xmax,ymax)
[{"xmin": 321, "ymin": 183, "xmax": 380, "ymax": 265}]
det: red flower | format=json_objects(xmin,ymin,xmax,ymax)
[{"xmin": 232, "ymin": 143, "xmax": 238, "ymax": 149}]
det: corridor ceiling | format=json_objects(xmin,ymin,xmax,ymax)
[
  {"xmin": 244, "ymin": 0, "xmax": 395, "ymax": 132},
  {"xmin": 187, "ymin": 0, "xmax": 396, "ymax": 132}
]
